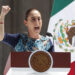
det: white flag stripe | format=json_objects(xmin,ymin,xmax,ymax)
[{"xmin": 47, "ymin": 1, "xmax": 75, "ymax": 35}]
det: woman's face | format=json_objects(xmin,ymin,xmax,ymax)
[{"xmin": 24, "ymin": 10, "xmax": 42, "ymax": 35}]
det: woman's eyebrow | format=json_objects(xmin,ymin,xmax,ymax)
[
  {"xmin": 31, "ymin": 16, "xmax": 41, "ymax": 19},
  {"xmin": 31, "ymin": 17, "xmax": 35, "ymax": 18}
]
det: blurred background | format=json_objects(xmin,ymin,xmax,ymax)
[{"xmin": 0, "ymin": 0, "xmax": 53, "ymax": 75}]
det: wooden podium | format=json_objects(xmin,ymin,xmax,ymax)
[{"xmin": 4, "ymin": 52, "xmax": 71, "ymax": 75}]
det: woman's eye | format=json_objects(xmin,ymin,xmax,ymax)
[
  {"xmin": 32, "ymin": 18, "xmax": 35, "ymax": 21},
  {"xmin": 38, "ymin": 18, "xmax": 40, "ymax": 21}
]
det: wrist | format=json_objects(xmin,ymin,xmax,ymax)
[
  {"xmin": 0, "ymin": 16, "xmax": 4, "ymax": 24},
  {"xmin": 0, "ymin": 16, "xmax": 5, "ymax": 23},
  {"xmin": 0, "ymin": 14, "xmax": 5, "ymax": 20},
  {"xmin": 0, "ymin": 21, "xmax": 4, "ymax": 24}
]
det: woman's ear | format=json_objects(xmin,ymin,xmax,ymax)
[{"xmin": 24, "ymin": 20, "xmax": 27, "ymax": 26}]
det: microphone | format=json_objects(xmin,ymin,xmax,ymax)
[
  {"xmin": 46, "ymin": 32, "xmax": 53, "ymax": 44},
  {"xmin": 46, "ymin": 32, "xmax": 53, "ymax": 37}
]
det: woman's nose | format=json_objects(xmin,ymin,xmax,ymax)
[{"xmin": 35, "ymin": 19, "xmax": 39, "ymax": 26}]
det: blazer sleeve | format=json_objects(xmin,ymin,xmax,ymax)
[{"xmin": 2, "ymin": 33, "xmax": 20, "ymax": 48}]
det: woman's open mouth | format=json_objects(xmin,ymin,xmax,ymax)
[
  {"xmin": 34, "ymin": 27, "xmax": 40, "ymax": 31},
  {"xmin": 34, "ymin": 27, "xmax": 40, "ymax": 33},
  {"xmin": 34, "ymin": 27, "xmax": 39, "ymax": 30}
]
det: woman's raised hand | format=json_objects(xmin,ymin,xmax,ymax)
[{"xmin": 1, "ymin": 5, "xmax": 11, "ymax": 17}]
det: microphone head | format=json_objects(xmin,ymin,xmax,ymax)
[{"xmin": 46, "ymin": 32, "xmax": 52, "ymax": 37}]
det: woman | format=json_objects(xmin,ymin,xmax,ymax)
[{"xmin": 0, "ymin": 5, "xmax": 54, "ymax": 52}]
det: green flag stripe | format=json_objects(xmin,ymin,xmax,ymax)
[{"xmin": 51, "ymin": 0, "xmax": 73, "ymax": 16}]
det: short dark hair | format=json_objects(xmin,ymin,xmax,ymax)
[{"xmin": 25, "ymin": 8, "xmax": 41, "ymax": 20}]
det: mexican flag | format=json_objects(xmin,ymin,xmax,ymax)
[{"xmin": 47, "ymin": 0, "xmax": 75, "ymax": 62}]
